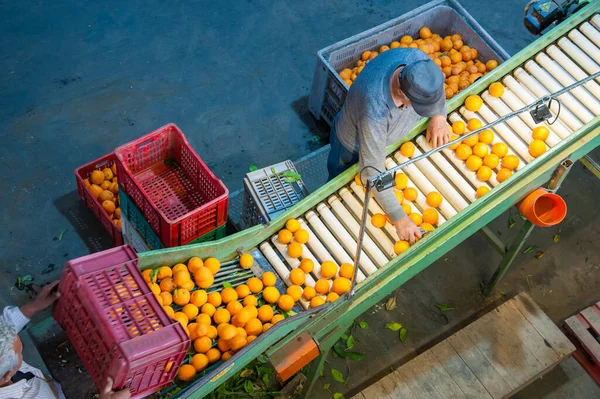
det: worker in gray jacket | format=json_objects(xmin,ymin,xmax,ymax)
[{"xmin": 328, "ymin": 48, "xmax": 449, "ymax": 244}]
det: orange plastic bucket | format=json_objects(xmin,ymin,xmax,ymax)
[{"xmin": 517, "ymin": 188, "xmax": 567, "ymax": 227}]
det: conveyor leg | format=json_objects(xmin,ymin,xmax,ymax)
[
  {"xmin": 483, "ymin": 220, "xmax": 535, "ymax": 296},
  {"xmin": 580, "ymin": 155, "xmax": 600, "ymax": 180}
]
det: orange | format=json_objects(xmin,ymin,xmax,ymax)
[
  {"xmin": 277, "ymin": 229, "xmax": 293, "ymax": 244},
  {"xmin": 278, "ymin": 295, "xmax": 295, "ymax": 311},
  {"xmin": 226, "ymin": 300, "xmax": 243, "ymax": 317},
  {"xmin": 489, "ymin": 82, "xmax": 504, "ymax": 97},
  {"xmin": 197, "ymin": 314, "xmax": 212, "ymax": 326},
  {"xmin": 207, "ymin": 292, "xmax": 222, "ymax": 307},
  {"xmin": 289, "ymin": 268, "xmax": 305, "ymax": 285},
  {"xmin": 182, "ymin": 304, "xmax": 199, "ymax": 320},
  {"xmin": 409, "ymin": 213, "xmax": 423, "ymax": 226},
  {"xmin": 320, "ymin": 261, "xmax": 337, "ymax": 279},
  {"xmin": 102, "ymin": 167, "xmax": 114, "ymax": 181},
  {"xmin": 229, "ymin": 334, "xmax": 247, "ymax": 351},
  {"xmin": 187, "ymin": 257, "xmax": 203, "ymax": 274},
  {"xmin": 331, "ymin": 277, "xmax": 351, "ymax": 295},
  {"xmin": 441, "ymin": 38, "xmax": 453, "ymax": 51},
  {"xmin": 149, "ymin": 283, "xmax": 161, "ymax": 296},
  {"xmin": 477, "ymin": 165, "xmax": 493, "ymax": 181},
  {"xmin": 113, "ymin": 208, "xmax": 121, "ymax": 219},
  {"xmin": 404, "ymin": 187, "xmax": 418, "ymax": 201},
  {"xmin": 191, "ymin": 353, "xmax": 209, "ymax": 372},
  {"xmin": 354, "ymin": 173, "xmax": 364, "ymax": 187},
  {"xmin": 315, "ymin": 279, "xmax": 330, "ymax": 294},
  {"xmin": 422, "ymin": 208, "xmax": 439, "ymax": 225},
  {"xmin": 247, "ymin": 277, "xmax": 263, "ymax": 293},
  {"xmin": 201, "ymin": 303, "xmax": 216, "ymax": 317},
  {"xmin": 90, "ymin": 170, "xmax": 105, "ymax": 185},
  {"xmin": 462, "ymin": 134, "xmax": 479, "ymax": 147},
  {"xmin": 339, "ymin": 68, "xmax": 352, "ymax": 80},
  {"xmin": 174, "ymin": 312, "xmax": 188, "ymax": 327},
  {"xmin": 195, "ymin": 323, "xmax": 209, "ymax": 338},
  {"xmin": 239, "ymin": 254, "xmax": 254, "ymax": 269},
  {"xmin": 300, "ymin": 258, "xmax": 314, "ymax": 273},
  {"xmin": 455, "ymin": 144, "xmax": 473, "ymax": 160},
  {"xmin": 212, "ymin": 308, "xmax": 230, "ymax": 325},
  {"xmin": 157, "ymin": 266, "xmax": 173, "ymax": 280},
  {"xmin": 100, "ymin": 180, "xmax": 110, "ymax": 191},
  {"xmin": 221, "ymin": 351, "xmax": 234, "ymax": 362},
  {"xmin": 183, "ymin": 280, "xmax": 195, "ymax": 292},
  {"xmin": 465, "ymin": 95, "xmax": 483, "ymax": 112},
  {"xmin": 452, "ymin": 120, "xmax": 466, "ymax": 135},
  {"xmin": 173, "ymin": 270, "xmax": 191, "ymax": 287},
  {"xmin": 501, "ymin": 154, "xmax": 520, "ymax": 170},
  {"xmin": 178, "ymin": 364, "xmax": 196, "ymax": 381},
  {"xmin": 204, "ymin": 258, "xmax": 221, "ymax": 275},
  {"xmin": 235, "ymin": 327, "xmax": 247, "ymax": 338},
  {"xmin": 420, "ymin": 222, "xmax": 435, "ymax": 232},
  {"xmin": 245, "ymin": 318, "xmax": 263, "ymax": 336},
  {"xmin": 160, "ymin": 278, "xmax": 176, "ymax": 293},
  {"xmin": 285, "ymin": 219, "xmax": 301, "ymax": 233},
  {"xmin": 529, "ymin": 139, "xmax": 546, "ymax": 157},
  {"xmin": 476, "ymin": 186, "xmax": 490, "ymax": 198},
  {"xmin": 426, "ymin": 192, "xmax": 443, "ymax": 207},
  {"xmin": 486, "ymin": 59, "xmax": 499, "ymax": 71},
  {"xmin": 361, "ymin": 51, "xmax": 371, "ymax": 61},
  {"xmin": 172, "ymin": 263, "xmax": 188, "ymax": 274},
  {"xmin": 286, "ymin": 285, "xmax": 303, "ymax": 301},
  {"xmin": 194, "ymin": 336, "xmax": 212, "ymax": 353},
  {"xmin": 303, "ymin": 286, "xmax": 317, "ymax": 301},
  {"xmin": 483, "ymin": 153, "xmax": 500, "ymax": 169},
  {"xmin": 272, "ymin": 314, "xmax": 285, "ymax": 325},
  {"xmin": 244, "ymin": 305, "xmax": 258, "ymax": 319},
  {"xmin": 532, "ymin": 126, "xmax": 549, "ymax": 141},
  {"xmin": 419, "ymin": 26, "xmax": 432, "ymax": 39},
  {"xmin": 160, "ymin": 291, "xmax": 173, "ymax": 306},
  {"xmin": 287, "ymin": 242, "xmax": 303, "ymax": 258},
  {"xmin": 262, "ymin": 272, "xmax": 277, "ymax": 287},
  {"xmin": 400, "ymin": 142, "xmax": 415, "ymax": 158},
  {"xmin": 206, "ymin": 348, "xmax": 221, "ymax": 364},
  {"xmin": 257, "ymin": 305, "xmax": 274, "ymax": 322},
  {"xmin": 142, "ymin": 269, "xmax": 153, "ymax": 283},
  {"xmin": 172, "ymin": 288, "xmax": 190, "ymax": 306},
  {"xmin": 220, "ymin": 287, "xmax": 238, "ymax": 304},
  {"xmin": 466, "ymin": 155, "xmax": 483, "ymax": 172},
  {"xmin": 102, "ymin": 200, "xmax": 116, "ymax": 214},
  {"xmin": 98, "ymin": 190, "xmax": 114, "ymax": 203},
  {"xmin": 371, "ymin": 213, "xmax": 387, "ymax": 228},
  {"xmin": 163, "ymin": 305, "xmax": 175, "ymax": 318},
  {"xmin": 196, "ymin": 275, "xmax": 214, "ymax": 290},
  {"xmin": 467, "ymin": 118, "xmax": 482, "ymax": 131},
  {"xmin": 492, "ymin": 142, "xmax": 509, "ymax": 157},
  {"xmin": 395, "ymin": 173, "xmax": 408, "ymax": 189},
  {"xmin": 473, "ymin": 142, "xmax": 489, "ymax": 158},
  {"xmin": 294, "ymin": 229, "xmax": 309, "ymax": 244},
  {"xmin": 155, "ymin": 294, "xmax": 164, "ymax": 306},
  {"xmin": 497, "ymin": 168, "xmax": 513, "ymax": 182},
  {"xmin": 188, "ymin": 323, "xmax": 198, "ymax": 340},
  {"xmin": 400, "ymin": 35, "xmax": 413, "ymax": 45},
  {"xmin": 263, "ymin": 286, "xmax": 280, "ymax": 304},
  {"xmin": 236, "ymin": 284, "xmax": 250, "ymax": 299},
  {"xmin": 219, "ymin": 324, "xmax": 237, "ymax": 341},
  {"xmin": 339, "ymin": 263, "xmax": 354, "ymax": 279},
  {"xmin": 246, "ymin": 336, "xmax": 257, "ymax": 344},
  {"xmin": 89, "ymin": 184, "xmax": 103, "ymax": 199},
  {"xmin": 326, "ymin": 292, "xmax": 340, "ymax": 302},
  {"xmin": 217, "ymin": 338, "xmax": 231, "ymax": 352},
  {"xmin": 243, "ymin": 295, "xmax": 258, "ymax": 307},
  {"xmin": 310, "ymin": 296, "xmax": 326, "ymax": 308},
  {"xmin": 390, "ymin": 41, "xmax": 401, "ymax": 49},
  {"xmin": 402, "ymin": 203, "xmax": 412, "ymax": 215}
]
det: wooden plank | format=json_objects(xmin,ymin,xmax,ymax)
[
  {"xmin": 581, "ymin": 305, "xmax": 600, "ymax": 335},
  {"xmin": 510, "ymin": 293, "xmax": 575, "ymax": 357},
  {"xmin": 361, "ymin": 381, "xmax": 392, "ymax": 399},
  {"xmin": 565, "ymin": 316, "xmax": 600, "ymax": 363},
  {"xmin": 378, "ymin": 369, "xmax": 417, "ymax": 399},
  {"xmin": 495, "ymin": 301, "xmax": 561, "ymax": 368},
  {"xmin": 350, "ymin": 393, "xmax": 366, "ymax": 399},
  {"xmin": 448, "ymin": 330, "xmax": 512, "ymax": 399},
  {"xmin": 412, "ymin": 350, "xmax": 467, "ymax": 399},
  {"xmin": 431, "ymin": 340, "xmax": 494, "ymax": 399},
  {"xmin": 396, "ymin": 360, "xmax": 444, "ymax": 399}
]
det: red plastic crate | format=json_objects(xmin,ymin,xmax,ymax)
[
  {"xmin": 53, "ymin": 245, "xmax": 190, "ymax": 399},
  {"xmin": 75, "ymin": 153, "xmax": 123, "ymax": 245},
  {"xmin": 115, "ymin": 123, "xmax": 229, "ymax": 247}
]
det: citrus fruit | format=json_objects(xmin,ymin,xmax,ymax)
[
  {"xmin": 529, "ymin": 139, "xmax": 546, "ymax": 157},
  {"xmin": 303, "ymin": 286, "xmax": 316, "ymax": 300},
  {"xmin": 289, "ymin": 268, "xmax": 305, "ymax": 285},
  {"xmin": 194, "ymin": 336, "xmax": 212, "ymax": 353},
  {"xmin": 409, "ymin": 213, "xmax": 423, "ymax": 226},
  {"xmin": 257, "ymin": 305, "xmax": 274, "ymax": 322},
  {"xmin": 332, "ymin": 277, "xmax": 351, "ymax": 295},
  {"xmin": 497, "ymin": 168, "xmax": 513, "ymax": 182},
  {"xmin": 204, "ymin": 258, "xmax": 221, "ymax": 275},
  {"xmin": 142, "ymin": 269, "xmax": 153, "ymax": 283},
  {"xmin": 300, "ymin": 258, "xmax": 314, "ymax": 273},
  {"xmin": 90, "ymin": 170, "xmax": 105, "ymax": 185},
  {"xmin": 278, "ymin": 295, "xmax": 295, "ymax": 311},
  {"xmin": 277, "ymin": 229, "xmax": 293, "ymax": 244},
  {"xmin": 452, "ymin": 120, "xmax": 466, "ymax": 135},
  {"xmin": 89, "ymin": 184, "xmax": 103, "ymax": 199},
  {"xmin": 163, "ymin": 305, "xmax": 175, "ymax": 318},
  {"xmin": 173, "ymin": 288, "xmax": 190, "ymax": 306},
  {"xmin": 395, "ymin": 173, "xmax": 408, "ymax": 189},
  {"xmin": 466, "ymin": 155, "xmax": 483, "ymax": 171},
  {"xmin": 483, "ymin": 153, "xmax": 499, "ymax": 169},
  {"xmin": 206, "ymin": 348, "xmax": 221, "ymax": 364},
  {"xmin": 217, "ymin": 338, "xmax": 230, "ymax": 352},
  {"xmin": 477, "ymin": 165, "xmax": 493, "ymax": 181},
  {"xmin": 197, "ymin": 314, "xmax": 212, "ymax": 326},
  {"xmin": 285, "ymin": 219, "xmax": 301, "ymax": 233},
  {"xmin": 239, "ymin": 254, "xmax": 254, "ymax": 269},
  {"xmin": 201, "ymin": 302, "xmax": 217, "ymax": 317},
  {"xmin": 191, "ymin": 353, "xmax": 209, "ymax": 372},
  {"xmin": 195, "ymin": 323, "xmax": 209, "ymax": 338},
  {"xmin": 326, "ymin": 292, "xmax": 340, "ymax": 302},
  {"xmin": 196, "ymin": 274, "xmax": 213, "ymax": 289},
  {"xmin": 159, "ymin": 278, "xmax": 176, "ymax": 293},
  {"xmin": 187, "ymin": 257, "xmax": 203, "ymax": 274},
  {"xmin": 371, "ymin": 213, "xmax": 387, "ymax": 228},
  {"xmin": 236, "ymin": 284, "xmax": 250, "ymax": 299},
  {"xmin": 247, "ymin": 277, "xmax": 263, "ymax": 293},
  {"xmin": 102, "ymin": 168, "xmax": 114, "ymax": 181},
  {"xmin": 230, "ymin": 334, "xmax": 247, "ymax": 351},
  {"xmin": 262, "ymin": 272, "xmax": 276, "ymax": 287},
  {"xmin": 320, "ymin": 261, "xmax": 337, "ymax": 279},
  {"xmin": 467, "ymin": 118, "xmax": 482, "ymax": 131},
  {"xmin": 422, "ymin": 208, "xmax": 439, "ymax": 225},
  {"xmin": 479, "ymin": 129, "xmax": 494, "ymax": 144},
  {"xmin": 149, "ymin": 283, "xmax": 161, "ymax": 296},
  {"xmin": 400, "ymin": 142, "xmax": 415, "ymax": 158},
  {"xmin": 226, "ymin": 301, "xmax": 243, "ymax": 317},
  {"xmin": 207, "ymin": 292, "xmax": 222, "ymax": 307},
  {"xmin": 492, "ymin": 142, "xmax": 509, "ymax": 157},
  {"xmin": 425, "ymin": 192, "xmax": 442, "ymax": 207},
  {"xmin": 221, "ymin": 351, "xmax": 233, "ymax": 362},
  {"xmin": 455, "ymin": 144, "xmax": 472, "ymax": 160},
  {"xmin": 473, "ymin": 142, "xmax": 489, "ymax": 158},
  {"xmin": 402, "ymin": 203, "xmax": 412, "ymax": 215},
  {"xmin": 339, "ymin": 263, "xmax": 354, "ymax": 279},
  {"xmin": 155, "ymin": 294, "xmax": 164, "ymax": 306},
  {"xmin": 501, "ymin": 154, "xmax": 520, "ymax": 170},
  {"xmin": 213, "ymin": 308, "xmax": 230, "ymax": 325},
  {"xmin": 157, "ymin": 266, "xmax": 173, "ymax": 280},
  {"xmin": 465, "ymin": 95, "xmax": 483, "ymax": 112},
  {"xmin": 419, "ymin": 26, "xmax": 432, "ymax": 39},
  {"xmin": 173, "ymin": 270, "xmax": 191, "ymax": 287},
  {"xmin": 219, "ymin": 324, "xmax": 237, "ymax": 341},
  {"xmin": 486, "ymin": 59, "xmax": 499, "ymax": 71},
  {"xmin": 315, "ymin": 279, "xmax": 330, "ymax": 294},
  {"xmin": 271, "ymin": 314, "xmax": 285, "ymax": 325},
  {"xmin": 476, "ymin": 186, "xmax": 490, "ymax": 198},
  {"xmin": 294, "ymin": 229, "xmax": 309, "ymax": 244},
  {"xmin": 243, "ymin": 295, "xmax": 258, "ymax": 307},
  {"xmin": 221, "ymin": 287, "xmax": 238, "ymax": 304},
  {"xmin": 172, "ymin": 263, "xmax": 188, "ymax": 274},
  {"xmin": 404, "ymin": 187, "xmax": 418, "ymax": 201},
  {"xmin": 286, "ymin": 285, "xmax": 303, "ymax": 301},
  {"xmin": 98, "ymin": 190, "xmax": 114, "ymax": 203},
  {"xmin": 178, "ymin": 364, "xmax": 196, "ymax": 381},
  {"xmin": 287, "ymin": 242, "xmax": 303, "ymax": 258},
  {"xmin": 245, "ymin": 318, "xmax": 263, "ymax": 336},
  {"xmin": 420, "ymin": 223, "xmax": 434, "ymax": 232},
  {"xmin": 532, "ymin": 126, "xmax": 550, "ymax": 141},
  {"xmin": 173, "ymin": 312, "xmax": 188, "ymax": 327},
  {"xmin": 310, "ymin": 296, "xmax": 326, "ymax": 308},
  {"xmin": 394, "ymin": 241, "xmax": 410, "ymax": 255},
  {"xmin": 160, "ymin": 291, "xmax": 173, "ymax": 306},
  {"xmin": 262, "ymin": 286, "xmax": 280, "ymax": 304},
  {"xmin": 489, "ymin": 82, "xmax": 504, "ymax": 97},
  {"xmin": 243, "ymin": 305, "xmax": 258, "ymax": 319},
  {"xmin": 354, "ymin": 173, "xmax": 363, "ymax": 187},
  {"xmin": 462, "ymin": 134, "xmax": 479, "ymax": 147},
  {"xmin": 182, "ymin": 304, "xmax": 199, "ymax": 320}
]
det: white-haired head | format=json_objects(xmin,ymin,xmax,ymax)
[{"xmin": 0, "ymin": 321, "xmax": 21, "ymax": 385}]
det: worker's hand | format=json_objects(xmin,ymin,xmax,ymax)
[
  {"xmin": 394, "ymin": 216, "xmax": 422, "ymax": 245},
  {"xmin": 426, "ymin": 115, "xmax": 451, "ymax": 149},
  {"xmin": 20, "ymin": 280, "xmax": 60, "ymax": 318},
  {"xmin": 99, "ymin": 377, "xmax": 131, "ymax": 399}
]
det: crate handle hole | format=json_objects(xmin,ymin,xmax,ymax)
[{"xmin": 136, "ymin": 138, "xmax": 155, "ymax": 149}]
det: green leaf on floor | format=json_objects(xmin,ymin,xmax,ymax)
[
  {"xmin": 535, "ymin": 251, "xmax": 545, "ymax": 259},
  {"xmin": 331, "ymin": 369, "xmax": 345, "ymax": 383},
  {"xmin": 262, "ymin": 373, "xmax": 270, "ymax": 385},
  {"xmin": 508, "ymin": 215, "xmax": 516, "ymax": 229},
  {"xmin": 399, "ymin": 327, "xmax": 408, "ymax": 342},
  {"xmin": 359, "ymin": 321, "xmax": 368, "ymax": 329},
  {"xmin": 240, "ymin": 369, "xmax": 253, "ymax": 378},
  {"xmin": 249, "ymin": 164, "xmax": 258, "ymax": 172},
  {"xmin": 341, "ymin": 334, "xmax": 348, "ymax": 341},
  {"xmin": 498, "ymin": 291, "xmax": 506, "ymax": 301},
  {"xmin": 257, "ymin": 354, "xmax": 268, "ymax": 364},
  {"xmin": 346, "ymin": 352, "xmax": 365, "ymax": 361},
  {"xmin": 244, "ymin": 379, "xmax": 254, "ymax": 393},
  {"xmin": 553, "ymin": 234, "xmax": 560, "ymax": 243},
  {"xmin": 281, "ymin": 171, "xmax": 301, "ymax": 183},
  {"xmin": 523, "ymin": 245, "xmax": 537, "ymax": 254},
  {"xmin": 323, "ymin": 383, "xmax": 330, "ymax": 391},
  {"xmin": 346, "ymin": 335, "xmax": 355, "ymax": 349},
  {"xmin": 311, "ymin": 135, "xmax": 321, "ymax": 143},
  {"xmin": 436, "ymin": 303, "xmax": 455, "ymax": 312},
  {"xmin": 385, "ymin": 322, "xmax": 403, "ymax": 331},
  {"xmin": 333, "ymin": 345, "xmax": 347, "ymax": 359},
  {"xmin": 332, "ymin": 393, "xmax": 346, "ymax": 399},
  {"xmin": 222, "ymin": 282, "xmax": 233, "ymax": 289},
  {"xmin": 385, "ymin": 296, "xmax": 397, "ymax": 311},
  {"xmin": 54, "ymin": 229, "xmax": 67, "ymax": 241}
]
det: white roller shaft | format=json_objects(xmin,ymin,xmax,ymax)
[
  {"xmin": 349, "ymin": 181, "xmax": 403, "ymax": 239},
  {"xmin": 259, "ymin": 242, "xmax": 309, "ymax": 309},
  {"xmin": 568, "ymin": 29, "xmax": 600, "ymax": 65},
  {"xmin": 330, "ymin": 193, "xmax": 395, "ymax": 258},
  {"xmin": 315, "ymin": 203, "xmax": 381, "ymax": 273},
  {"xmin": 377, "ymin": 160, "xmax": 427, "ymax": 215},
  {"xmin": 546, "ymin": 45, "xmax": 600, "ymax": 101},
  {"xmin": 415, "ymin": 135, "xmax": 477, "ymax": 203},
  {"xmin": 513, "ymin": 68, "xmax": 583, "ymax": 131},
  {"xmin": 592, "ymin": 14, "xmax": 600, "ymax": 30},
  {"xmin": 524, "ymin": 60, "xmax": 595, "ymax": 123},
  {"xmin": 268, "ymin": 236, "xmax": 316, "ymax": 286},
  {"xmin": 461, "ymin": 104, "xmax": 532, "ymax": 164},
  {"xmin": 304, "ymin": 210, "xmax": 355, "ymax": 269},
  {"xmin": 557, "ymin": 38, "xmax": 600, "ymax": 80},
  {"xmin": 496, "ymin": 88, "xmax": 571, "ymax": 140},
  {"xmin": 580, "ymin": 22, "xmax": 600, "ymax": 51}
]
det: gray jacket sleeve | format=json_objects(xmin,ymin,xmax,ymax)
[{"xmin": 358, "ymin": 117, "xmax": 406, "ymax": 223}]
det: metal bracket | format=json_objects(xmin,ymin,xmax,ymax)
[
  {"xmin": 548, "ymin": 158, "xmax": 574, "ymax": 192},
  {"xmin": 580, "ymin": 155, "xmax": 600, "ymax": 180}
]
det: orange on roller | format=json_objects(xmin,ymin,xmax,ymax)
[
  {"xmin": 187, "ymin": 257, "xmax": 203, "ymax": 274},
  {"xmin": 532, "ymin": 126, "xmax": 550, "ymax": 141},
  {"xmin": 529, "ymin": 139, "xmax": 547, "ymax": 158},
  {"xmin": 278, "ymin": 295, "xmax": 295, "ymax": 311},
  {"xmin": 477, "ymin": 165, "xmax": 493, "ymax": 182},
  {"xmin": 178, "ymin": 364, "xmax": 196, "ymax": 381},
  {"xmin": 467, "ymin": 118, "xmax": 482, "ymax": 131},
  {"xmin": 315, "ymin": 279, "xmax": 330, "ymax": 294},
  {"xmin": 501, "ymin": 154, "xmax": 520, "ymax": 170},
  {"xmin": 492, "ymin": 142, "xmax": 509, "ymax": 157},
  {"xmin": 262, "ymin": 271, "xmax": 276, "ymax": 287},
  {"xmin": 455, "ymin": 144, "xmax": 472, "ymax": 160},
  {"xmin": 478, "ymin": 129, "xmax": 494, "ymax": 144},
  {"xmin": 465, "ymin": 95, "xmax": 483, "ymax": 112},
  {"xmin": 262, "ymin": 286, "xmax": 280, "ymax": 304},
  {"xmin": 243, "ymin": 295, "xmax": 257, "ymax": 307},
  {"xmin": 371, "ymin": 213, "xmax": 387, "ymax": 228},
  {"xmin": 426, "ymin": 192, "xmax": 443, "ymax": 207},
  {"xmin": 395, "ymin": 173, "xmax": 408, "ymax": 189},
  {"xmin": 226, "ymin": 301, "xmax": 243, "ymax": 317},
  {"xmin": 394, "ymin": 240, "xmax": 410, "ymax": 255},
  {"xmin": 289, "ymin": 268, "xmax": 305, "ymax": 285},
  {"xmin": 219, "ymin": 324, "xmax": 237, "ymax": 341},
  {"xmin": 303, "ymin": 286, "xmax": 316, "ymax": 300},
  {"xmin": 462, "ymin": 134, "xmax": 479, "ymax": 147},
  {"xmin": 277, "ymin": 229, "xmax": 293, "ymax": 244},
  {"xmin": 332, "ymin": 277, "xmax": 351, "ymax": 295},
  {"xmin": 286, "ymin": 285, "xmax": 303, "ymax": 302},
  {"xmin": 221, "ymin": 287, "xmax": 238, "ymax": 304},
  {"xmin": 310, "ymin": 296, "xmax": 326, "ymax": 308},
  {"xmin": 402, "ymin": 203, "xmax": 412, "ymax": 215},
  {"xmin": 489, "ymin": 82, "xmax": 504, "ymax": 97},
  {"xmin": 257, "ymin": 305, "xmax": 274, "ymax": 322},
  {"xmin": 326, "ymin": 292, "xmax": 340, "ymax": 302},
  {"xmin": 294, "ymin": 229, "xmax": 309, "ymax": 244},
  {"xmin": 285, "ymin": 219, "xmax": 301, "ymax": 233},
  {"xmin": 239, "ymin": 254, "xmax": 254, "ymax": 269},
  {"xmin": 473, "ymin": 142, "xmax": 489, "ymax": 158},
  {"xmin": 247, "ymin": 277, "xmax": 263, "ymax": 293},
  {"xmin": 420, "ymin": 222, "xmax": 434, "ymax": 232},
  {"xmin": 476, "ymin": 186, "xmax": 490, "ymax": 198},
  {"xmin": 299, "ymin": 258, "xmax": 314, "ymax": 273},
  {"xmin": 339, "ymin": 263, "xmax": 354, "ymax": 279},
  {"xmin": 236, "ymin": 284, "xmax": 250, "ymax": 299},
  {"xmin": 320, "ymin": 261, "xmax": 337, "ymax": 279},
  {"xmin": 483, "ymin": 153, "xmax": 499, "ymax": 169},
  {"xmin": 400, "ymin": 142, "xmax": 415, "ymax": 158},
  {"xmin": 409, "ymin": 213, "xmax": 423, "ymax": 226},
  {"xmin": 204, "ymin": 258, "xmax": 221, "ymax": 275},
  {"xmin": 287, "ymin": 242, "xmax": 303, "ymax": 258},
  {"xmin": 466, "ymin": 155, "xmax": 483, "ymax": 172},
  {"xmin": 449, "ymin": 134, "xmax": 461, "ymax": 150},
  {"xmin": 422, "ymin": 208, "xmax": 439, "ymax": 225},
  {"xmin": 394, "ymin": 189, "xmax": 404, "ymax": 204},
  {"xmin": 403, "ymin": 187, "xmax": 418, "ymax": 201},
  {"xmin": 497, "ymin": 168, "xmax": 513, "ymax": 182},
  {"xmin": 452, "ymin": 120, "xmax": 466, "ymax": 135}
]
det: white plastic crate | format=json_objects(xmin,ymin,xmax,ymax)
[
  {"xmin": 121, "ymin": 214, "xmax": 151, "ymax": 253},
  {"xmin": 308, "ymin": 0, "xmax": 510, "ymax": 125},
  {"xmin": 239, "ymin": 161, "xmax": 309, "ymax": 230}
]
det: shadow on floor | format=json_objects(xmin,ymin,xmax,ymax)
[{"xmin": 291, "ymin": 96, "xmax": 331, "ymax": 151}]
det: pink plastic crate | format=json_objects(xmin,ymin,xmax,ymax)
[
  {"xmin": 115, "ymin": 123, "xmax": 229, "ymax": 247},
  {"xmin": 53, "ymin": 245, "xmax": 190, "ymax": 399},
  {"xmin": 75, "ymin": 153, "xmax": 123, "ymax": 245}
]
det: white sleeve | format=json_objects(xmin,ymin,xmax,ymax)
[{"xmin": 2, "ymin": 306, "xmax": 30, "ymax": 332}]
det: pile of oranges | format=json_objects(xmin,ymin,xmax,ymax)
[
  {"xmin": 338, "ymin": 26, "xmax": 500, "ymax": 99},
  {"xmin": 83, "ymin": 164, "xmax": 121, "ymax": 228}
]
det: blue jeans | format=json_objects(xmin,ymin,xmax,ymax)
[{"xmin": 327, "ymin": 123, "xmax": 359, "ymax": 181}]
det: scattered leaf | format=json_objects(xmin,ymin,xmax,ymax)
[
  {"xmin": 553, "ymin": 234, "xmax": 560, "ymax": 243},
  {"xmin": 519, "ymin": 214, "xmax": 528, "ymax": 221},
  {"xmin": 331, "ymin": 369, "xmax": 345, "ymax": 383},
  {"xmin": 271, "ymin": 167, "xmax": 276, "ymax": 174},
  {"xmin": 399, "ymin": 328, "xmax": 408, "ymax": 342},
  {"xmin": 385, "ymin": 322, "xmax": 403, "ymax": 331},
  {"xmin": 249, "ymin": 164, "xmax": 258, "ymax": 172},
  {"xmin": 508, "ymin": 215, "xmax": 516, "ymax": 228},
  {"xmin": 346, "ymin": 352, "xmax": 365, "ymax": 360},
  {"xmin": 244, "ymin": 379, "xmax": 254, "ymax": 393},
  {"xmin": 222, "ymin": 282, "xmax": 233, "ymax": 289},
  {"xmin": 346, "ymin": 335, "xmax": 355, "ymax": 350},
  {"xmin": 285, "ymin": 309, "xmax": 297, "ymax": 318},
  {"xmin": 311, "ymin": 135, "xmax": 321, "ymax": 143},
  {"xmin": 523, "ymin": 245, "xmax": 537, "ymax": 254},
  {"xmin": 497, "ymin": 230, "xmax": 503, "ymax": 237},
  {"xmin": 333, "ymin": 393, "xmax": 346, "ymax": 399},
  {"xmin": 535, "ymin": 251, "xmax": 545, "ymax": 259},
  {"xmin": 436, "ymin": 303, "xmax": 455, "ymax": 312},
  {"xmin": 359, "ymin": 321, "xmax": 368, "ymax": 329},
  {"xmin": 54, "ymin": 229, "xmax": 67, "ymax": 241},
  {"xmin": 257, "ymin": 354, "xmax": 268, "ymax": 364},
  {"xmin": 444, "ymin": 258, "xmax": 448, "ymax": 262},
  {"xmin": 240, "ymin": 369, "xmax": 253, "ymax": 378},
  {"xmin": 385, "ymin": 296, "xmax": 397, "ymax": 311},
  {"xmin": 333, "ymin": 345, "xmax": 347, "ymax": 358},
  {"xmin": 323, "ymin": 383, "xmax": 331, "ymax": 391},
  {"xmin": 341, "ymin": 334, "xmax": 348, "ymax": 341},
  {"xmin": 262, "ymin": 373, "xmax": 270, "ymax": 385},
  {"xmin": 281, "ymin": 171, "xmax": 301, "ymax": 183},
  {"xmin": 498, "ymin": 291, "xmax": 506, "ymax": 301}
]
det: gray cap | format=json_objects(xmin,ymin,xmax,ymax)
[{"xmin": 399, "ymin": 59, "xmax": 445, "ymax": 117}]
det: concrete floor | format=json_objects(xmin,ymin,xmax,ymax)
[{"xmin": 1, "ymin": 0, "xmax": 598, "ymax": 398}]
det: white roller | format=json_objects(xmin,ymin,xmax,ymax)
[
  {"xmin": 580, "ymin": 22, "xmax": 600, "ymax": 48},
  {"xmin": 314, "ymin": 204, "xmax": 381, "ymax": 273},
  {"xmin": 524, "ymin": 60, "xmax": 595, "ymax": 123},
  {"xmin": 568, "ymin": 29, "xmax": 600, "ymax": 65},
  {"xmin": 375, "ymin": 161, "xmax": 426, "ymax": 215},
  {"xmin": 557, "ymin": 37, "xmax": 600, "ymax": 79},
  {"xmin": 349, "ymin": 181, "xmax": 403, "ymax": 239},
  {"xmin": 592, "ymin": 14, "xmax": 600, "ymax": 30},
  {"xmin": 513, "ymin": 67, "xmax": 583, "ymax": 131},
  {"xmin": 415, "ymin": 135, "xmax": 477, "ymax": 203},
  {"xmin": 546, "ymin": 45, "xmax": 600, "ymax": 101},
  {"xmin": 331, "ymin": 192, "xmax": 395, "ymax": 258},
  {"xmin": 268, "ymin": 236, "xmax": 316, "ymax": 286},
  {"xmin": 259, "ymin": 242, "xmax": 309, "ymax": 309},
  {"xmin": 304, "ymin": 210, "xmax": 355, "ymax": 269}
]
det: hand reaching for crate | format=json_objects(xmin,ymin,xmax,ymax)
[
  {"xmin": 20, "ymin": 281, "xmax": 60, "ymax": 318},
  {"xmin": 99, "ymin": 377, "xmax": 131, "ymax": 399}
]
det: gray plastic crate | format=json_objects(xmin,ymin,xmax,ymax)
[
  {"xmin": 308, "ymin": 0, "xmax": 511, "ymax": 125},
  {"xmin": 239, "ymin": 161, "xmax": 309, "ymax": 230}
]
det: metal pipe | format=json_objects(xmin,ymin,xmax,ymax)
[{"xmin": 349, "ymin": 181, "xmax": 371, "ymax": 298}]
